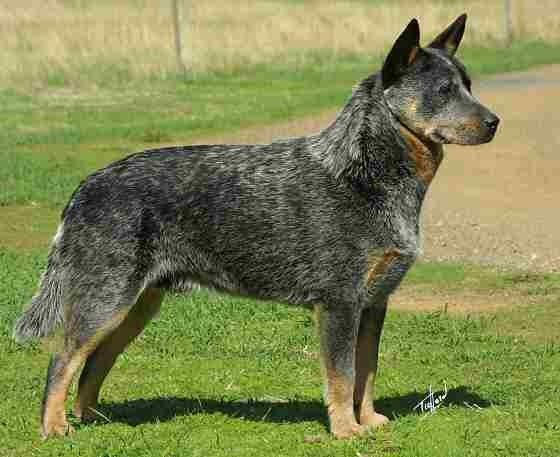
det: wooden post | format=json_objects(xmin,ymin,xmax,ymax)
[
  {"xmin": 504, "ymin": 0, "xmax": 513, "ymax": 46},
  {"xmin": 172, "ymin": 0, "xmax": 188, "ymax": 75}
]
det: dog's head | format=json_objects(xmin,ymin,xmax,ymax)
[{"xmin": 381, "ymin": 14, "xmax": 499, "ymax": 145}]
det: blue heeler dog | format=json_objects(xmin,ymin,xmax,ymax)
[{"xmin": 14, "ymin": 14, "xmax": 499, "ymax": 439}]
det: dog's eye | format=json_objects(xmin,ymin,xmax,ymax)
[{"xmin": 438, "ymin": 82, "xmax": 453, "ymax": 96}]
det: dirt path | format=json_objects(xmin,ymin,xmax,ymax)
[{"xmin": 198, "ymin": 65, "xmax": 560, "ymax": 273}]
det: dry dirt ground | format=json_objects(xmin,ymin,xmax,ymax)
[{"xmin": 198, "ymin": 65, "xmax": 560, "ymax": 274}]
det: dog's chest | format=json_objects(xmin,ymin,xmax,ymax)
[{"xmin": 360, "ymin": 191, "xmax": 424, "ymax": 301}]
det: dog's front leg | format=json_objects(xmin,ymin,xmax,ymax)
[
  {"xmin": 316, "ymin": 304, "xmax": 365, "ymax": 439},
  {"xmin": 351, "ymin": 248, "xmax": 415, "ymax": 430},
  {"xmin": 353, "ymin": 303, "xmax": 390, "ymax": 429}
]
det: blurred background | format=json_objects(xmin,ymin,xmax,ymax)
[
  {"xmin": 3, "ymin": 0, "xmax": 560, "ymax": 270},
  {"xmin": 1, "ymin": 0, "xmax": 560, "ymax": 266},
  {"xmin": 2, "ymin": 0, "xmax": 560, "ymax": 88},
  {"xmin": 2, "ymin": 0, "xmax": 560, "ymax": 270}
]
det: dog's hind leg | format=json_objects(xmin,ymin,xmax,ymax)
[
  {"xmin": 40, "ymin": 270, "xmax": 154, "ymax": 438},
  {"xmin": 353, "ymin": 303, "xmax": 389, "ymax": 430},
  {"xmin": 41, "ymin": 306, "xmax": 131, "ymax": 438},
  {"xmin": 73, "ymin": 287, "xmax": 164, "ymax": 422},
  {"xmin": 316, "ymin": 304, "xmax": 365, "ymax": 439}
]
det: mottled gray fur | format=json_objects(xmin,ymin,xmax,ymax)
[
  {"xmin": 13, "ymin": 225, "xmax": 65, "ymax": 342},
  {"xmin": 14, "ymin": 14, "xmax": 499, "ymax": 439}
]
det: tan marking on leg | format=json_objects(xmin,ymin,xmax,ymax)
[
  {"xmin": 366, "ymin": 249, "xmax": 400, "ymax": 288},
  {"xmin": 41, "ymin": 356, "xmax": 78, "ymax": 438},
  {"xmin": 314, "ymin": 304, "xmax": 365, "ymax": 439},
  {"xmin": 353, "ymin": 308, "xmax": 389, "ymax": 430},
  {"xmin": 42, "ymin": 310, "xmax": 129, "ymax": 438},
  {"xmin": 74, "ymin": 288, "xmax": 163, "ymax": 422},
  {"xmin": 399, "ymin": 125, "xmax": 443, "ymax": 186},
  {"xmin": 325, "ymin": 367, "xmax": 367, "ymax": 439},
  {"xmin": 361, "ymin": 251, "xmax": 410, "ymax": 428}
]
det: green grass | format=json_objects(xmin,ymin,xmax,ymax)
[
  {"xmin": 406, "ymin": 262, "xmax": 560, "ymax": 298},
  {"xmin": 3, "ymin": 40, "xmax": 560, "ymax": 208},
  {"xmin": 1, "ymin": 248, "xmax": 559, "ymax": 456},
  {"xmin": 2, "ymin": 42, "xmax": 560, "ymax": 455}
]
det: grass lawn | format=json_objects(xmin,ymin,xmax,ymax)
[
  {"xmin": 2, "ymin": 41, "xmax": 560, "ymax": 456},
  {"xmin": 1, "ymin": 250, "xmax": 559, "ymax": 456}
]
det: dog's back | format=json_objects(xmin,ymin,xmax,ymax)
[
  {"xmin": 14, "ymin": 14, "xmax": 499, "ymax": 440},
  {"xmin": 45, "ymin": 119, "xmax": 418, "ymax": 307}
]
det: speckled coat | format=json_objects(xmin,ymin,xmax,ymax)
[{"xmin": 14, "ymin": 14, "xmax": 499, "ymax": 439}]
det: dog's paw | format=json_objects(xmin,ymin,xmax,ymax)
[
  {"xmin": 360, "ymin": 411, "xmax": 389, "ymax": 429},
  {"xmin": 331, "ymin": 421, "xmax": 369, "ymax": 440},
  {"xmin": 41, "ymin": 419, "xmax": 75, "ymax": 439}
]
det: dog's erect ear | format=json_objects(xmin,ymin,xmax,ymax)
[
  {"xmin": 428, "ymin": 14, "xmax": 467, "ymax": 56},
  {"xmin": 382, "ymin": 19, "xmax": 421, "ymax": 89}
]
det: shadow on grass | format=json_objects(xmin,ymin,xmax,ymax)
[
  {"xmin": 99, "ymin": 385, "xmax": 492, "ymax": 428},
  {"xmin": 376, "ymin": 385, "xmax": 493, "ymax": 419}
]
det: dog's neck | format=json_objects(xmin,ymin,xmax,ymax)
[
  {"xmin": 395, "ymin": 120, "xmax": 444, "ymax": 186},
  {"xmin": 313, "ymin": 74, "xmax": 443, "ymax": 195}
]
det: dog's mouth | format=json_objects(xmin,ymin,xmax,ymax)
[
  {"xmin": 428, "ymin": 131, "xmax": 450, "ymax": 144},
  {"xmin": 427, "ymin": 126, "xmax": 498, "ymax": 146},
  {"xmin": 395, "ymin": 118, "xmax": 443, "ymax": 147},
  {"xmin": 422, "ymin": 126, "xmax": 453, "ymax": 144}
]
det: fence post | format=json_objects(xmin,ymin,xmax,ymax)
[
  {"xmin": 172, "ymin": 0, "xmax": 189, "ymax": 76},
  {"xmin": 504, "ymin": 0, "xmax": 513, "ymax": 46}
]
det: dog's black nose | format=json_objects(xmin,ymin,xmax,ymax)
[{"xmin": 484, "ymin": 116, "xmax": 500, "ymax": 133}]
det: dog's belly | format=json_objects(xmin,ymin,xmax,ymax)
[
  {"xmin": 151, "ymin": 242, "xmax": 323, "ymax": 305},
  {"xmin": 153, "ymin": 229, "xmax": 420, "ymax": 309},
  {"xmin": 150, "ymin": 189, "xmax": 423, "ymax": 307}
]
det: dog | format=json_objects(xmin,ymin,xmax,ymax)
[{"xmin": 14, "ymin": 14, "xmax": 499, "ymax": 439}]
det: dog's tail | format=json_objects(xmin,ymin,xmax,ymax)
[{"xmin": 13, "ymin": 225, "xmax": 65, "ymax": 343}]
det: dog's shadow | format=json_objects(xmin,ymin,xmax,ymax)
[{"xmin": 98, "ymin": 385, "xmax": 492, "ymax": 427}]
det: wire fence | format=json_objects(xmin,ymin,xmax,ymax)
[{"xmin": 171, "ymin": 1, "xmax": 520, "ymax": 75}]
